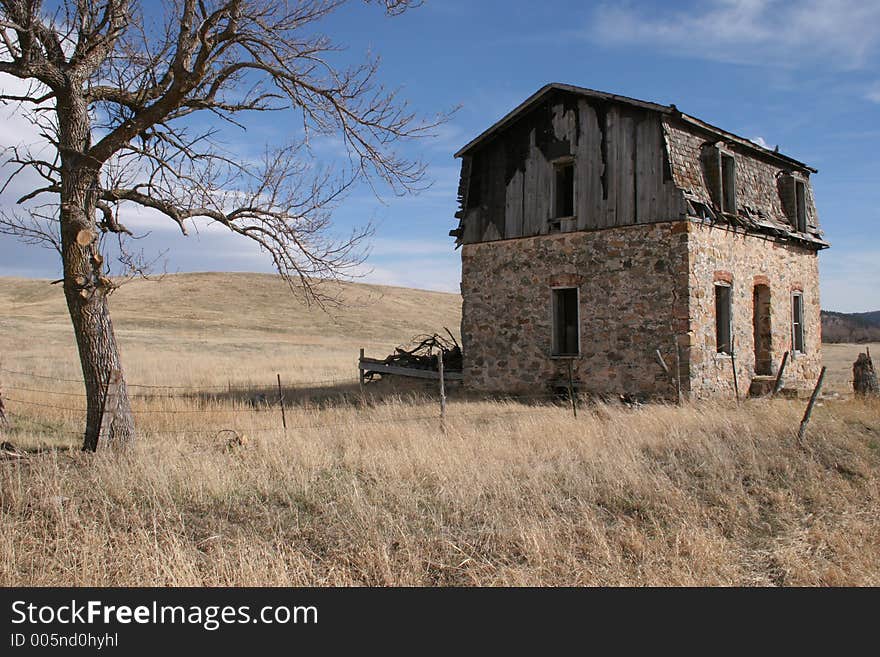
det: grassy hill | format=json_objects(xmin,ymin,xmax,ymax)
[{"xmin": 0, "ymin": 272, "xmax": 462, "ymax": 387}]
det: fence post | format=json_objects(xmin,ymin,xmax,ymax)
[
  {"xmin": 771, "ymin": 351, "xmax": 789, "ymax": 397},
  {"xmin": 438, "ymin": 349, "xmax": 447, "ymax": 433},
  {"xmin": 567, "ymin": 359, "xmax": 577, "ymax": 418},
  {"xmin": 0, "ymin": 355, "xmax": 7, "ymax": 427},
  {"xmin": 0, "ymin": 385, "xmax": 7, "ymax": 428},
  {"xmin": 798, "ymin": 366, "xmax": 827, "ymax": 443},
  {"xmin": 730, "ymin": 337, "xmax": 740, "ymax": 403},
  {"xmin": 673, "ymin": 338, "xmax": 683, "ymax": 405},
  {"xmin": 276, "ymin": 373, "xmax": 287, "ymax": 432},
  {"xmin": 358, "ymin": 347, "xmax": 366, "ymax": 405}
]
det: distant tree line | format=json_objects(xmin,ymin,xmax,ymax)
[{"xmin": 821, "ymin": 310, "xmax": 880, "ymax": 343}]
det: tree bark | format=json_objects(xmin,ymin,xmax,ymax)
[{"xmin": 57, "ymin": 95, "xmax": 135, "ymax": 450}]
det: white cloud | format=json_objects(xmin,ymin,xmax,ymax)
[
  {"xmin": 355, "ymin": 254, "xmax": 460, "ymax": 293},
  {"xmin": 590, "ymin": 0, "xmax": 880, "ymax": 69},
  {"xmin": 866, "ymin": 85, "xmax": 880, "ymax": 103},
  {"xmin": 750, "ymin": 136, "xmax": 771, "ymax": 148}
]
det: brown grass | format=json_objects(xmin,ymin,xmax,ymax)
[{"xmin": 0, "ymin": 273, "xmax": 878, "ymax": 586}]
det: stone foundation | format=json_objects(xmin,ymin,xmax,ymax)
[
  {"xmin": 460, "ymin": 222, "xmax": 690, "ymax": 398},
  {"xmin": 685, "ymin": 222, "xmax": 822, "ymax": 397},
  {"xmin": 460, "ymin": 220, "xmax": 822, "ymax": 398}
]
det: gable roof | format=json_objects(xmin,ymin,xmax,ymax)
[{"xmin": 454, "ymin": 83, "xmax": 817, "ymax": 173}]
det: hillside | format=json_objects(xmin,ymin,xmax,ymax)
[
  {"xmin": 0, "ymin": 273, "xmax": 462, "ymax": 387},
  {"xmin": 822, "ymin": 310, "xmax": 880, "ymax": 343}
]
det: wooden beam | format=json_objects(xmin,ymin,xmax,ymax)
[{"xmin": 359, "ymin": 358, "xmax": 463, "ymax": 381}]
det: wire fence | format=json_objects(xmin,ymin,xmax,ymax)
[
  {"xmin": 0, "ymin": 365, "xmax": 576, "ymax": 443},
  {"xmin": 0, "ymin": 360, "xmax": 865, "ymax": 446}
]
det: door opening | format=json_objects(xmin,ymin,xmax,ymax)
[{"xmin": 753, "ymin": 284, "xmax": 772, "ymax": 375}]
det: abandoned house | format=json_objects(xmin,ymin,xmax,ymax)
[{"xmin": 450, "ymin": 83, "xmax": 828, "ymax": 399}]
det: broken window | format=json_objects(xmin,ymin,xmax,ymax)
[
  {"xmin": 552, "ymin": 287, "xmax": 579, "ymax": 356},
  {"xmin": 715, "ymin": 283, "xmax": 733, "ymax": 355},
  {"xmin": 553, "ymin": 159, "xmax": 575, "ymax": 218},
  {"xmin": 792, "ymin": 292, "xmax": 805, "ymax": 353},
  {"xmin": 795, "ymin": 180, "xmax": 807, "ymax": 232},
  {"xmin": 721, "ymin": 153, "xmax": 736, "ymax": 213}
]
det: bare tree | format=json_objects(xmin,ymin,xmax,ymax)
[{"xmin": 0, "ymin": 0, "xmax": 443, "ymax": 450}]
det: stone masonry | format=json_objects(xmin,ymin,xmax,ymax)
[
  {"xmin": 461, "ymin": 219, "xmax": 821, "ymax": 399},
  {"xmin": 685, "ymin": 221, "xmax": 822, "ymax": 397},
  {"xmin": 461, "ymin": 222, "xmax": 690, "ymax": 398}
]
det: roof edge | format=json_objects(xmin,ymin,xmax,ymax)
[
  {"xmin": 454, "ymin": 83, "xmax": 818, "ymax": 174},
  {"xmin": 454, "ymin": 83, "xmax": 673, "ymax": 158},
  {"xmin": 675, "ymin": 112, "xmax": 818, "ymax": 174}
]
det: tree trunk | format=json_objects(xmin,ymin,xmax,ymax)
[{"xmin": 58, "ymin": 95, "xmax": 135, "ymax": 450}]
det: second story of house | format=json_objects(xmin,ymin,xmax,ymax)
[{"xmin": 450, "ymin": 84, "xmax": 828, "ymax": 250}]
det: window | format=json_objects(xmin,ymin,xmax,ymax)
[
  {"xmin": 792, "ymin": 292, "xmax": 805, "ymax": 353},
  {"xmin": 553, "ymin": 159, "xmax": 575, "ymax": 219},
  {"xmin": 795, "ymin": 180, "xmax": 807, "ymax": 232},
  {"xmin": 715, "ymin": 283, "xmax": 733, "ymax": 355},
  {"xmin": 721, "ymin": 153, "xmax": 736, "ymax": 213},
  {"xmin": 552, "ymin": 287, "xmax": 579, "ymax": 356}
]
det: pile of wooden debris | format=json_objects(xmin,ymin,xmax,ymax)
[{"xmin": 364, "ymin": 330, "xmax": 462, "ymax": 381}]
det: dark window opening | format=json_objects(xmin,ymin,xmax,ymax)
[
  {"xmin": 552, "ymin": 287, "xmax": 579, "ymax": 356},
  {"xmin": 792, "ymin": 292, "xmax": 805, "ymax": 353},
  {"xmin": 554, "ymin": 161, "xmax": 575, "ymax": 218},
  {"xmin": 715, "ymin": 284, "xmax": 733, "ymax": 355},
  {"xmin": 721, "ymin": 153, "xmax": 736, "ymax": 213},
  {"xmin": 795, "ymin": 180, "xmax": 807, "ymax": 232}
]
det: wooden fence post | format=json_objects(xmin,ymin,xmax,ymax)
[
  {"xmin": 276, "ymin": 373, "xmax": 287, "ymax": 431},
  {"xmin": 96, "ymin": 369, "xmax": 123, "ymax": 447},
  {"xmin": 567, "ymin": 359, "xmax": 577, "ymax": 418},
  {"xmin": 673, "ymin": 338, "xmax": 682, "ymax": 405},
  {"xmin": 771, "ymin": 351, "xmax": 789, "ymax": 397},
  {"xmin": 0, "ymin": 385, "xmax": 7, "ymax": 428},
  {"xmin": 0, "ymin": 355, "xmax": 7, "ymax": 428},
  {"xmin": 798, "ymin": 366, "xmax": 827, "ymax": 443},
  {"xmin": 438, "ymin": 349, "xmax": 447, "ymax": 433},
  {"xmin": 657, "ymin": 346, "xmax": 681, "ymax": 405},
  {"xmin": 730, "ymin": 337, "xmax": 740, "ymax": 403}
]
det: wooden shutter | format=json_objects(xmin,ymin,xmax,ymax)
[
  {"xmin": 778, "ymin": 173, "xmax": 796, "ymax": 227},
  {"xmin": 701, "ymin": 143, "xmax": 722, "ymax": 209}
]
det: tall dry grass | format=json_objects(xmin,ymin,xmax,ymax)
[
  {"xmin": 1, "ymin": 273, "xmax": 878, "ymax": 586},
  {"xmin": 1, "ymin": 396, "xmax": 878, "ymax": 586}
]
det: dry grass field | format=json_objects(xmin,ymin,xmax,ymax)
[{"xmin": 0, "ymin": 273, "xmax": 878, "ymax": 586}]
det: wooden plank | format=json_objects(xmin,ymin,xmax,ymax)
[
  {"xmin": 635, "ymin": 116, "xmax": 657, "ymax": 223},
  {"xmin": 616, "ymin": 112, "xmax": 635, "ymax": 226},
  {"xmin": 576, "ymin": 100, "xmax": 602, "ymax": 231},
  {"xmin": 602, "ymin": 108, "xmax": 616, "ymax": 228},
  {"xmin": 359, "ymin": 359, "xmax": 463, "ymax": 381},
  {"xmin": 536, "ymin": 140, "xmax": 552, "ymax": 235},
  {"xmin": 504, "ymin": 168, "xmax": 524, "ymax": 238},
  {"xmin": 523, "ymin": 129, "xmax": 539, "ymax": 237}
]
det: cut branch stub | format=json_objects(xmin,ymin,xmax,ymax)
[{"xmin": 75, "ymin": 229, "xmax": 96, "ymax": 246}]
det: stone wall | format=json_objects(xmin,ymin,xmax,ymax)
[
  {"xmin": 684, "ymin": 221, "xmax": 822, "ymax": 397},
  {"xmin": 460, "ymin": 219, "xmax": 822, "ymax": 399},
  {"xmin": 460, "ymin": 222, "xmax": 690, "ymax": 397}
]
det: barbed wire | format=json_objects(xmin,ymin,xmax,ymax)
[
  {"xmin": 0, "ymin": 367, "xmax": 362, "ymax": 392},
  {"xmin": 0, "ymin": 363, "xmax": 866, "ymax": 447},
  {"xmin": 0, "ymin": 401, "xmax": 561, "ymax": 441}
]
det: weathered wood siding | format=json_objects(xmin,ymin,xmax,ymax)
[{"xmin": 459, "ymin": 91, "xmax": 685, "ymax": 244}]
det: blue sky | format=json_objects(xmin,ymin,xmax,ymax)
[{"xmin": 1, "ymin": 0, "xmax": 878, "ymax": 311}]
